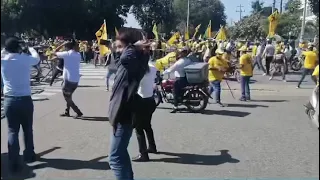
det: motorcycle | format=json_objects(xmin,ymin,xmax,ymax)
[
  {"xmin": 154, "ymin": 72, "xmax": 211, "ymax": 113},
  {"xmin": 226, "ymin": 59, "xmax": 241, "ymax": 83},
  {"xmin": 304, "ymin": 87, "xmax": 319, "ymax": 130},
  {"xmin": 290, "ymin": 49, "xmax": 303, "ymax": 72}
]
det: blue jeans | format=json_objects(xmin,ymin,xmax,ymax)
[
  {"xmin": 4, "ymin": 96, "xmax": 35, "ymax": 165},
  {"xmin": 209, "ymin": 80, "xmax": 221, "ymax": 103},
  {"xmin": 297, "ymin": 68, "xmax": 316, "ymax": 87},
  {"xmin": 106, "ymin": 69, "xmax": 117, "ymax": 89},
  {"xmin": 240, "ymin": 76, "xmax": 251, "ymax": 99},
  {"xmin": 109, "ymin": 123, "xmax": 134, "ymax": 180}
]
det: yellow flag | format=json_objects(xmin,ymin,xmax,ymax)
[
  {"xmin": 185, "ymin": 27, "xmax": 190, "ymax": 40},
  {"xmin": 216, "ymin": 26, "xmax": 227, "ymax": 41},
  {"xmin": 193, "ymin": 24, "xmax": 201, "ymax": 39},
  {"xmin": 152, "ymin": 24, "xmax": 159, "ymax": 40},
  {"xmin": 203, "ymin": 20, "xmax": 212, "ymax": 39},
  {"xmin": 95, "ymin": 21, "xmax": 109, "ymax": 56},
  {"xmin": 167, "ymin": 32, "xmax": 180, "ymax": 45},
  {"xmin": 115, "ymin": 27, "xmax": 119, "ymax": 36},
  {"xmin": 268, "ymin": 11, "xmax": 280, "ymax": 37}
]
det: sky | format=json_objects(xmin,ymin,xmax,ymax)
[{"xmin": 124, "ymin": 0, "xmax": 284, "ymax": 28}]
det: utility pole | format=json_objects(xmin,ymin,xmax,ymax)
[
  {"xmin": 280, "ymin": 0, "xmax": 283, "ymax": 14},
  {"xmin": 236, "ymin": 4, "xmax": 245, "ymax": 20},
  {"xmin": 187, "ymin": 0, "xmax": 190, "ymax": 29},
  {"xmin": 300, "ymin": 0, "xmax": 307, "ymax": 42},
  {"xmin": 272, "ymin": 0, "xmax": 276, "ymax": 13}
]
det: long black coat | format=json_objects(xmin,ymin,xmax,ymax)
[{"xmin": 108, "ymin": 45, "xmax": 147, "ymax": 128}]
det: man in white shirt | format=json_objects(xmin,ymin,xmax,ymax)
[
  {"xmin": 53, "ymin": 40, "xmax": 83, "ymax": 118},
  {"xmin": 262, "ymin": 39, "xmax": 275, "ymax": 75},
  {"xmin": 163, "ymin": 47, "xmax": 192, "ymax": 113},
  {"xmin": 1, "ymin": 37, "xmax": 40, "ymax": 173}
]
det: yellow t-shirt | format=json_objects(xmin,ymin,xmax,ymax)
[
  {"xmin": 208, "ymin": 56, "xmax": 229, "ymax": 82},
  {"xmin": 312, "ymin": 65, "xmax": 319, "ymax": 86},
  {"xmin": 240, "ymin": 54, "xmax": 253, "ymax": 76},
  {"xmin": 303, "ymin": 51, "xmax": 318, "ymax": 69},
  {"xmin": 252, "ymin": 45, "xmax": 258, "ymax": 56}
]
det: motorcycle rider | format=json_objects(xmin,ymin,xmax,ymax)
[{"xmin": 162, "ymin": 47, "xmax": 192, "ymax": 113}]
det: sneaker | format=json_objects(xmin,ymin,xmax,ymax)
[
  {"xmin": 105, "ymin": 87, "xmax": 109, "ymax": 91},
  {"xmin": 269, "ymin": 77, "xmax": 273, "ymax": 81},
  {"xmin": 73, "ymin": 113, "xmax": 83, "ymax": 119},
  {"xmin": 217, "ymin": 102, "xmax": 225, "ymax": 107},
  {"xmin": 239, "ymin": 98, "xmax": 246, "ymax": 101},
  {"xmin": 170, "ymin": 107, "xmax": 178, "ymax": 113},
  {"xmin": 132, "ymin": 154, "xmax": 150, "ymax": 162},
  {"xmin": 23, "ymin": 153, "xmax": 37, "ymax": 163},
  {"xmin": 147, "ymin": 148, "xmax": 158, "ymax": 154},
  {"xmin": 262, "ymin": 73, "xmax": 267, "ymax": 76},
  {"xmin": 283, "ymin": 80, "xmax": 287, "ymax": 82},
  {"xmin": 296, "ymin": 86, "xmax": 300, "ymax": 89},
  {"xmin": 60, "ymin": 113, "xmax": 70, "ymax": 117}
]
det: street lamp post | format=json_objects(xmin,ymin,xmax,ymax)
[{"xmin": 300, "ymin": 0, "xmax": 307, "ymax": 42}]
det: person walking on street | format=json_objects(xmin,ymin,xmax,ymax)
[
  {"xmin": 49, "ymin": 58, "xmax": 64, "ymax": 86},
  {"xmin": 253, "ymin": 42, "xmax": 267, "ymax": 75},
  {"xmin": 208, "ymin": 49, "xmax": 229, "ymax": 106},
  {"xmin": 108, "ymin": 30, "xmax": 149, "ymax": 180},
  {"xmin": 239, "ymin": 48, "xmax": 253, "ymax": 101},
  {"xmin": 132, "ymin": 40, "xmax": 158, "ymax": 162},
  {"xmin": 297, "ymin": 46, "xmax": 319, "ymax": 88},
  {"xmin": 263, "ymin": 39, "xmax": 275, "ymax": 76},
  {"xmin": 53, "ymin": 39, "xmax": 83, "ymax": 118},
  {"xmin": 1, "ymin": 37, "xmax": 40, "ymax": 174}
]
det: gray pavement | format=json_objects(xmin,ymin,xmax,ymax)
[
  {"xmin": 1, "ymin": 86, "xmax": 319, "ymax": 179},
  {"xmin": 1, "ymin": 63, "xmax": 319, "ymax": 179}
]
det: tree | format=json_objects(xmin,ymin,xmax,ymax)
[
  {"xmin": 131, "ymin": 0, "xmax": 175, "ymax": 32},
  {"xmin": 228, "ymin": 14, "xmax": 266, "ymax": 40},
  {"xmin": 251, "ymin": 0, "xmax": 264, "ymax": 13},
  {"xmin": 173, "ymin": 0, "xmax": 226, "ymax": 32},
  {"xmin": 308, "ymin": 0, "xmax": 319, "ymax": 18}
]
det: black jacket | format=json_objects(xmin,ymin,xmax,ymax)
[{"xmin": 108, "ymin": 45, "xmax": 148, "ymax": 127}]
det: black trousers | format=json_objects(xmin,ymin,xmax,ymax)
[
  {"xmin": 134, "ymin": 96, "xmax": 157, "ymax": 155},
  {"xmin": 62, "ymin": 80, "xmax": 82, "ymax": 115},
  {"xmin": 173, "ymin": 77, "xmax": 188, "ymax": 107},
  {"xmin": 265, "ymin": 56, "xmax": 274, "ymax": 75},
  {"xmin": 50, "ymin": 68, "xmax": 63, "ymax": 85}
]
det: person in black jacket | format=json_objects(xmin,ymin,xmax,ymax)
[
  {"xmin": 108, "ymin": 29, "xmax": 148, "ymax": 180},
  {"xmin": 49, "ymin": 58, "xmax": 64, "ymax": 86}
]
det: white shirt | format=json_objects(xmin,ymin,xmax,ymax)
[
  {"xmin": 56, "ymin": 50, "xmax": 81, "ymax": 83},
  {"xmin": 137, "ymin": 63, "xmax": 157, "ymax": 98},
  {"xmin": 264, "ymin": 44, "xmax": 275, "ymax": 57},
  {"xmin": 163, "ymin": 57, "xmax": 192, "ymax": 77},
  {"xmin": 1, "ymin": 48, "xmax": 40, "ymax": 96}
]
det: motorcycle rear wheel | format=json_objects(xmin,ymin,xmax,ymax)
[
  {"xmin": 291, "ymin": 61, "xmax": 302, "ymax": 71},
  {"xmin": 185, "ymin": 90, "xmax": 208, "ymax": 113}
]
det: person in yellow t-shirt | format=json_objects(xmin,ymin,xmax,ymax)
[
  {"xmin": 239, "ymin": 49, "xmax": 253, "ymax": 101},
  {"xmin": 297, "ymin": 46, "xmax": 319, "ymax": 88},
  {"xmin": 312, "ymin": 65, "xmax": 319, "ymax": 86},
  {"xmin": 208, "ymin": 49, "xmax": 229, "ymax": 105}
]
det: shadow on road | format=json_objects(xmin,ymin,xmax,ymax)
[
  {"xmin": 226, "ymin": 103, "xmax": 269, "ymax": 108},
  {"xmin": 78, "ymin": 85, "xmax": 100, "ymax": 88},
  {"xmin": 152, "ymin": 150, "xmax": 240, "ymax": 166},
  {"xmin": 201, "ymin": 109, "xmax": 250, "ymax": 117},
  {"xmin": 32, "ymin": 147, "xmax": 110, "ymax": 171},
  {"xmin": 80, "ymin": 116, "xmax": 109, "ymax": 121},
  {"xmin": 1, "ymin": 153, "xmax": 36, "ymax": 180}
]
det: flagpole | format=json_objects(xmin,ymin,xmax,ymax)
[
  {"xmin": 187, "ymin": 0, "xmax": 190, "ymax": 29},
  {"xmin": 103, "ymin": 19, "xmax": 107, "ymax": 39}
]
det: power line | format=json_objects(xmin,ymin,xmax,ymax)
[{"xmin": 236, "ymin": 4, "xmax": 245, "ymax": 20}]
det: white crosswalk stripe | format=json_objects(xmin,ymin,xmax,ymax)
[
  {"xmin": 80, "ymin": 63, "xmax": 107, "ymax": 80},
  {"xmin": 31, "ymin": 87, "xmax": 62, "ymax": 101}
]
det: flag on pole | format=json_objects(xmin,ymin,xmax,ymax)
[
  {"xmin": 203, "ymin": 20, "xmax": 212, "ymax": 39},
  {"xmin": 185, "ymin": 26, "xmax": 190, "ymax": 40},
  {"xmin": 95, "ymin": 20, "xmax": 109, "ymax": 56},
  {"xmin": 167, "ymin": 32, "xmax": 180, "ymax": 45},
  {"xmin": 152, "ymin": 24, "xmax": 159, "ymax": 40},
  {"xmin": 193, "ymin": 24, "xmax": 201, "ymax": 39},
  {"xmin": 216, "ymin": 26, "xmax": 227, "ymax": 41},
  {"xmin": 268, "ymin": 10, "xmax": 280, "ymax": 38},
  {"xmin": 115, "ymin": 27, "xmax": 119, "ymax": 36}
]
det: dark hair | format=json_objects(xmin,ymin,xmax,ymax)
[
  {"xmin": 65, "ymin": 39, "xmax": 77, "ymax": 50},
  {"xmin": 116, "ymin": 28, "xmax": 143, "ymax": 45},
  {"xmin": 4, "ymin": 36, "xmax": 22, "ymax": 53}
]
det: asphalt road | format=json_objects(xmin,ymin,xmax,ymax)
[{"xmin": 1, "ymin": 84, "xmax": 319, "ymax": 179}]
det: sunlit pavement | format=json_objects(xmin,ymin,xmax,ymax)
[{"xmin": 1, "ymin": 79, "xmax": 319, "ymax": 179}]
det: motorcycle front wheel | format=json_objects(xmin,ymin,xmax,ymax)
[
  {"xmin": 185, "ymin": 90, "xmax": 208, "ymax": 113},
  {"xmin": 291, "ymin": 60, "xmax": 302, "ymax": 71}
]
